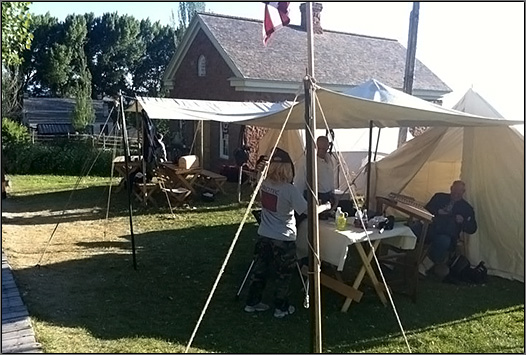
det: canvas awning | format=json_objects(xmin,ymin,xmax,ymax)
[{"xmin": 126, "ymin": 83, "xmax": 523, "ymax": 130}]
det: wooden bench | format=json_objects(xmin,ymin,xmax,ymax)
[{"xmin": 194, "ymin": 170, "xmax": 227, "ymax": 194}]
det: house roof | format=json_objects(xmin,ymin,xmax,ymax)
[
  {"xmin": 164, "ymin": 12, "xmax": 451, "ymax": 97},
  {"xmin": 23, "ymin": 98, "xmax": 107, "ymax": 125}
]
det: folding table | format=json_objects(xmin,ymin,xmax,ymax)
[{"xmin": 298, "ymin": 220, "xmax": 417, "ymax": 312}]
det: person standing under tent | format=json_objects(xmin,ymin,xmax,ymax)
[
  {"xmin": 294, "ymin": 135, "xmax": 337, "ymax": 218},
  {"xmin": 418, "ymin": 180, "xmax": 478, "ymax": 276},
  {"xmin": 244, "ymin": 148, "xmax": 308, "ymax": 318}
]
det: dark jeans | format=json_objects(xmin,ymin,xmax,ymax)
[{"xmin": 409, "ymin": 220, "xmax": 457, "ymax": 264}]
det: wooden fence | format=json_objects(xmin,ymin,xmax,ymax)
[{"xmin": 31, "ymin": 133, "xmax": 139, "ymax": 150}]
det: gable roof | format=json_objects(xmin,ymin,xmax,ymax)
[
  {"xmin": 164, "ymin": 12, "xmax": 451, "ymax": 98},
  {"xmin": 23, "ymin": 98, "xmax": 107, "ymax": 125}
]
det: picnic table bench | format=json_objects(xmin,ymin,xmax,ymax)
[{"xmin": 194, "ymin": 170, "xmax": 227, "ymax": 194}]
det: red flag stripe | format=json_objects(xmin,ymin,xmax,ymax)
[{"xmin": 262, "ymin": 2, "xmax": 290, "ymax": 45}]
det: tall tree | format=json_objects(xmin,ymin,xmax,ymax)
[
  {"xmin": 62, "ymin": 14, "xmax": 91, "ymax": 96},
  {"xmin": 86, "ymin": 12, "xmax": 144, "ymax": 97},
  {"xmin": 2, "ymin": 1, "xmax": 33, "ymax": 120},
  {"xmin": 172, "ymin": 2, "xmax": 205, "ymax": 46},
  {"xmin": 21, "ymin": 12, "xmax": 62, "ymax": 96},
  {"xmin": 132, "ymin": 19, "xmax": 175, "ymax": 96}
]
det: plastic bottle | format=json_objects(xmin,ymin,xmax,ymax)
[
  {"xmin": 335, "ymin": 207, "xmax": 347, "ymax": 231},
  {"xmin": 354, "ymin": 209, "xmax": 362, "ymax": 227}
]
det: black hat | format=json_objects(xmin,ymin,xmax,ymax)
[{"xmin": 270, "ymin": 147, "xmax": 292, "ymax": 164}]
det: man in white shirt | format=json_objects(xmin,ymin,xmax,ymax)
[{"xmin": 294, "ymin": 135, "xmax": 336, "ymax": 209}]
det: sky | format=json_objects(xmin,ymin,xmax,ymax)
[{"xmin": 30, "ymin": 1, "xmax": 524, "ymax": 128}]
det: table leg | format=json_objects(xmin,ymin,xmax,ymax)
[
  {"xmin": 341, "ymin": 240, "xmax": 386, "ymax": 312},
  {"xmin": 174, "ymin": 173, "xmax": 196, "ymax": 195}
]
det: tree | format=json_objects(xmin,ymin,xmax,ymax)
[
  {"xmin": 86, "ymin": 12, "xmax": 144, "ymax": 97},
  {"xmin": 2, "ymin": 1, "xmax": 33, "ymax": 120},
  {"xmin": 71, "ymin": 63, "xmax": 95, "ymax": 133},
  {"xmin": 132, "ymin": 19, "xmax": 175, "ymax": 96},
  {"xmin": 21, "ymin": 13, "xmax": 62, "ymax": 96},
  {"xmin": 171, "ymin": 2, "xmax": 205, "ymax": 46},
  {"xmin": 1, "ymin": 1, "xmax": 33, "ymax": 67}
]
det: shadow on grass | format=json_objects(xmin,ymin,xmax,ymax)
[
  {"xmin": 1, "ymin": 185, "xmax": 249, "ymax": 226},
  {"xmin": 11, "ymin": 222, "xmax": 525, "ymax": 353}
]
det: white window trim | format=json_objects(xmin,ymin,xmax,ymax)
[
  {"xmin": 197, "ymin": 55, "xmax": 206, "ymax": 77},
  {"xmin": 219, "ymin": 122, "xmax": 229, "ymax": 159}
]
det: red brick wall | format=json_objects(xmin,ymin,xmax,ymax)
[{"xmin": 167, "ymin": 29, "xmax": 297, "ymax": 172}]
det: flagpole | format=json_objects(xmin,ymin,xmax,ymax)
[{"xmin": 305, "ymin": 2, "xmax": 323, "ymax": 353}]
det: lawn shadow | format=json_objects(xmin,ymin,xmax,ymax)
[
  {"xmin": 1, "ymin": 184, "xmax": 246, "ymax": 226},
  {"xmin": 10, "ymin": 222, "xmax": 525, "ymax": 353}
]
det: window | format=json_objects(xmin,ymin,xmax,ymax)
[
  {"xmin": 197, "ymin": 55, "xmax": 206, "ymax": 77},
  {"xmin": 219, "ymin": 122, "xmax": 229, "ymax": 159}
]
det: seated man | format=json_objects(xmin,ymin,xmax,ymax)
[{"xmin": 418, "ymin": 180, "xmax": 477, "ymax": 276}]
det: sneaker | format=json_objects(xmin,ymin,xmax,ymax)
[
  {"xmin": 274, "ymin": 305, "xmax": 295, "ymax": 318},
  {"xmin": 244, "ymin": 302, "xmax": 270, "ymax": 313}
]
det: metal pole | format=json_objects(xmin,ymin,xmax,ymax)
[
  {"xmin": 398, "ymin": 2, "xmax": 420, "ymax": 147},
  {"xmin": 120, "ymin": 93, "xmax": 137, "ymax": 270},
  {"xmin": 305, "ymin": 2, "xmax": 322, "ymax": 353}
]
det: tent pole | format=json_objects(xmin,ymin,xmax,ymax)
[
  {"xmin": 365, "ymin": 121, "xmax": 373, "ymax": 211},
  {"xmin": 398, "ymin": 1, "xmax": 420, "ymax": 147},
  {"xmin": 374, "ymin": 127, "xmax": 381, "ymax": 161},
  {"xmin": 305, "ymin": 2, "xmax": 322, "ymax": 353},
  {"xmin": 137, "ymin": 97, "xmax": 147, "ymax": 205},
  {"xmin": 200, "ymin": 120, "xmax": 204, "ymax": 167},
  {"xmin": 120, "ymin": 92, "xmax": 138, "ymax": 270}
]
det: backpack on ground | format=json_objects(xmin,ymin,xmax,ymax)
[{"xmin": 445, "ymin": 254, "xmax": 488, "ymax": 284}]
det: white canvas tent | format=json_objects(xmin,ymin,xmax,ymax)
[
  {"xmin": 370, "ymin": 88, "xmax": 525, "ymax": 281},
  {"xmin": 127, "ymin": 85, "xmax": 520, "ymax": 129}
]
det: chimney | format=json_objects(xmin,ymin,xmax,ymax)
[{"xmin": 300, "ymin": 2, "xmax": 323, "ymax": 34}]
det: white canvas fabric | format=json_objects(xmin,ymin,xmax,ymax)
[
  {"xmin": 126, "ymin": 82, "xmax": 522, "ymax": 129},
  {"xmin": 370, "ymin": 89, "xmax": 525, "ymax": 281}
]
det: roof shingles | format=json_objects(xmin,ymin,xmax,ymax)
[{"xmin": 199, "ymin": 13, "xmax": 451, "ymax": 93}]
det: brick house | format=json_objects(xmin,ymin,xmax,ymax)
[{"xmin": 162, "ymin": 3, "xmax": 451, "ymax": 172}]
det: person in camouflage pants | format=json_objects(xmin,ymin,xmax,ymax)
[
  {"xmin": 244, "ymin": 148, "xmax": 308, "ymax": 318},
  {"xmin": 246, "ymin": 236, "xmax": 297, "ymax": 312}
]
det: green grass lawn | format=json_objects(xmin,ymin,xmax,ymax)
[{"xmin": 1, "ymin": 175, "xmax": 524, "ymax": 353}]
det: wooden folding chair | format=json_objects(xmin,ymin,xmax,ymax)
[{"xmin": 155, "ymin": 166, "xmax": 192, "ymax": 207}]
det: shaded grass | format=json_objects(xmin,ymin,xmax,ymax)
[{"xmin": 2, "ymin": 175, "xmax": 524, "ymax": 353}]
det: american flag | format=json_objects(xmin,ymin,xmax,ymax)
[{"xmin": 263, "ymin": 2, "xmax": 290, "ymax": 45}]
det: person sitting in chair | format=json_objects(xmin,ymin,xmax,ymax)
[{"xmin": 418, "ymin": 180, "xmax": 478, "ymax": 276}]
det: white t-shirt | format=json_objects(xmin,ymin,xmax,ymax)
[
  {"xmin": 258, "ymin": 180, "xmax": 308, "ymax": 241},
  {"xmin": 294, "ymin": 154, "xmax": 335, "ymax": 195}
]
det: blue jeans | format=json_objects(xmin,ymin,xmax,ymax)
[
  {"xmin": 409, "ymin": 221, "xmax": 456, "ymax": 264},
  {"xmin": 428, "ymin": 234, "xmax": 456, "ymax": 264}
]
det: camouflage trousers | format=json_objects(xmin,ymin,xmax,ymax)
[{"xmin": 246, "ymin": 236, "xmax": 297, "ymax": 311}]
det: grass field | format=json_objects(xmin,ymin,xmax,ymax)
[{"xmin": 1, "ymin": 175, "xmax": 524, "ymax": 353}]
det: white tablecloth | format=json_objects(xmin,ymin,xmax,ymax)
[{"xmin": 297, "ymin": 220, "xmax": 417, "ymax": 271}]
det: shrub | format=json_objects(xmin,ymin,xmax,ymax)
[
  {"xmin": 1, "ymin": 117, "xmax": 30, "ymax": 147},
  {"xmin": 2, "ymin": 140, "xmax": 116, "ymax": 176}
]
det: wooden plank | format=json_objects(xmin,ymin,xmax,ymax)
[
  {"xmin": 2, "ymin": 318, "xmax": 32, "ymax": 331},
  {"xmin": 2, "ymin": 310, "xmax": 30, "ymax": 321},
  {"xmin": 2, "ymin": 328, "xmax": 36, "ymax": 341},
  {"xmin": 2, "ymin": 336, "xmax": 37, "ymax": 348},
  {"xmin": 2, "ymin": 342, "xmax": 42, "ymax": 353},
  {"xmin": 301, "ymin": 265, "xmax": 363, "ymax": 303}
]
